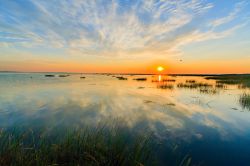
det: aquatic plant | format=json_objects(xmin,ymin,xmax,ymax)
[
  {"xmin": 206, "ymin": 75, "xmax": 250, "ymax": 88},
  {"xmin": 116, "ymin": 76, "xmax": 127, "ymax": 80},
  {"xmin": 59, "ymin": 74, "xmax": 70, "ymax": 77},
  {"xmin": 215, "ymin": 83, "xmax": 227, "ymax": 89},
  {"xmin": 199, "ymin": 88, "xmax": 218, "ymax": 95},
  {"xmin": 177, "ymin": 82, "xmax": 212, "ymax": 89},
  {"xmin": 185, "ymin": 80, "xmax": 196, "ymax": 83},
  {"xmin": 45, "ymin": 74, "xmax": 55, "ymax": 77},
  {"xmin": 162, "ymin": 79, "xmax": 176, "ymax": 82},
  {"xmin": 0, "ymin": 123, "xmax": 157, "ymax": 166},
  {"xmin": 134, "ymin": 78, "xmax": 147, "ymax": 81},
  {"xmin": 239, "ymin": 93, "xmax": 250, "ymax": 111},
  {"xmin": 157, "ymin": 84, "xmax": 174, "ymax": 90}
]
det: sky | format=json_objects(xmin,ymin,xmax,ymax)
[{"xmin": 0, "ymin": 0, "xmax": 250, "ymax": 74}]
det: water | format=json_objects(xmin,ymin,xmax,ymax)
[{"xmin": 0, "ymin": 73, "xmax": 250, "ymax": 165}]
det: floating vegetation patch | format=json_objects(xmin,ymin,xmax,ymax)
[
  {"xmin": 144, "ymin": 100, "xmax": 153, "ymax": 103},
  {"xmin": 45, "ymin": 74, "xmax": 55, "ymax": 77},
  {"xmin": 177, "ymin": 82, "xmax": 212, "ymax": 89},
  {"xmin": 199, "ymin": 88, "xmax": 218, "ymax": 95},
  {"xmin": 239, "ymin": 93, "xmax": 250, "ymax": 111},
  {"xmin": 157, "ymin": 84, "xmax": 174, "ymax": 90},
  {"xmin": 116, "ymin": 76, "xmax": 127, "ymax": 80},
  {"xmin": 186, "ymin": 80, "xmax": 196, "ymax": 83},
  {"xmin": 133, "ymin": 78, "xmax": 147, "ymax": 81},
  {"xmin": 59, "ymin": 74, "xmax": 70, "ymax": 77},
  {"xmin": 165, "ymin": 103, "xmax": 176, "ymax": 106},
  {"xmin": 162, "ymin": 79, "xmax": 176, "ymax": 82}
]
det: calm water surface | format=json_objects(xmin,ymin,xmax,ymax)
[{"xmin": 0, "ymin": 73, "xmax": 250, "ymax": 165}]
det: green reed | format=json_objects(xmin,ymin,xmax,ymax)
[
  {"xmin": 239, "ymin": 93, "xmax": 250, "ymax": 111},
  {"xmin": 0, "ymin": 123, "xmax": 157, "ymax": 166}
]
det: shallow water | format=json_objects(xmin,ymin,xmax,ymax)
[{"xmin": 0, "ymin": 73, "xmax": 250, "ymax": 165}]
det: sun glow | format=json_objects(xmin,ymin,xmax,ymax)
[{"xmin": 157, "ymin": 66, "xmax": 164, "ymax": 72}]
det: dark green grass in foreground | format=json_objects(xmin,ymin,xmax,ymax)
[{"xmin": 0, "ymin": 123, "xmax": 157, "ymax": 166}]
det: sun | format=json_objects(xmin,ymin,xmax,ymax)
[{"xmin": 157, "ymin": 66, "xmax": 164, "ymax": 72}]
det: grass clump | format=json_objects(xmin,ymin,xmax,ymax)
[
  {"xmin": 205, "ymin": 75, "xmax": 250, "ymax": 88},
  {"xmin": 0, "ymin": 123, "xmax": 157, "ymax": 166},
  {"xmin": 185, "ymin": 80, "xmax": 196, "ymax": 83},
  {"xmin": 45, "ymin": 74, "xmax": 55, "ymax": 77},
  {"xmin": 59, "ymin": 74, "xmax": 70, "ymax": 77},
  {"xmin": 199, "ymin": 88, "xmax": 218, "ymax": 95},
  {"xmin": 157, "ymin": 84, "xmax": 174, "ymax": 90},
  {"xmin": 177, "ymin": 82, "xmax": 212, "ymax": 89},
  {"xmin": 162, "ymin": 79, "xmax": 176, "ymax": 82},
  {"xmin": 134, "ymin": 78, "xmax": 147, "ymax": 81},
  {"xmin": 215, "ymin": 83, "xmax": 227, "ymax": 89},
  {"xmin": 239, "ymin": 93, "xmax": 250, "ymax": 111},
  {"xmin": 116, "ymin": 76, "xmax": 128, "ymax": 80}
]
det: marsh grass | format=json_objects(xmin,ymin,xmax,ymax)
[
  {"xmin": 45, "ymin": 75, "xmax": 55, "ymax": 77},
  {"xmin": 116, "ymin": 76, "xmax": 128, "ymax": 80},
  {"xmin": 239, "ymin": 93, "xmax": 250, "ymax": 111},
  {"xmin": 215, "ymin": 83, "xmax": 227, "ymax": 89},
  {"xmin": 157, "ymin": 84, "xmax": 174, "ymax": 90},
  {"xmin": 185, "ymin": 80, "xmax": 196, "ymax": 83},
  {"xmin": 177, "ymin": 82, "xmax": 212, "ymax": 89},
  {"xmin": 205, "ymin": 75, "xmax": 250, "ymax": 88},
  {"xmin": 199, "ymin": 88, "xmax": 218, "ymax": 95},
  {"xmin": 0, "ymin": 123, "xmax": 157, "ymax": 166},
  {"xmin": 162, "ymin": 79, "xmax": 176, "ymax": 82},
  {"xmin": 134, "ymin": 78, "xmax": 147, "ymax": 81},
  {"xmin": 59, "ymin": 74, "xmax": 70, "ymax": 77}
]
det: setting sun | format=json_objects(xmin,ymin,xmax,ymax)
[{"xmin": 157, "ymin": 66, "xmax": 164, "ymax": 72}]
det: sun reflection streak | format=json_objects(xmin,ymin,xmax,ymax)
[{"xmin": 158, "ymin": 75, "xmax": 162, "ymax": 82}]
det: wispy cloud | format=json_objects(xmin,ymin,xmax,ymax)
[
  {"xmin": 209, "ymin": 1, "xmax": 246, "ymax": 27},
  {"xmin": 0, "ymin": 0, "xmax": 248, "ymax": 59}
]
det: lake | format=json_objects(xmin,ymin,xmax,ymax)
[{"xmin": 0, "ymin": 73, "xmax": 250, "ymax": 165}]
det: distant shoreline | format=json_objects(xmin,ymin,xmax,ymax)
[{"xmin": 0, "ymin": 71, "xmax": 249, "ymax": 76}]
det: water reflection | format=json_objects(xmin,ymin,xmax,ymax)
[{"xmin": 0, "ymin": 73, "xmax": 250, "ymax": 165}]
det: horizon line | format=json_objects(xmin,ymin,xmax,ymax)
[{"xmin": 1, "ymin": 71, "xmax": 250, "ymax": 76}]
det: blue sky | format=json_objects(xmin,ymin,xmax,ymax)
[{"xmin": 0, "ymin": 0, "xmax": 250, "ymax": 73}]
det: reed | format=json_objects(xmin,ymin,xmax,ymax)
[
  {"xmin": 116, "ymin": 76, "xmax": 128, "ymax": 80},
  {"xmin": 0, "ymin": 123, "xmax": 156, "ymax": 166},
  {"xmin": 133, "ymin": 78, "xmax": 147, "ymax": 81},
  {"xmin": 157, "ymin": 84, "xmax": 174, "ymax": 90},
  {"xmin": 239, "ymin": 93, "xmax": 250, "ymax": 111}
]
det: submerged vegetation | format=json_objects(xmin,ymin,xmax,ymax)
[
  {"xmin": 239, "ymin": 93, "xmax": 250, "ymax": 111},
  {"xmin": 0, "ymin": 123, "xmax": 157, "ymax": 166}
]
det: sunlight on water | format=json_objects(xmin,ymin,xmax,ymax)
[{"xmin": 0, "ymin": 73, "xmax": 250, "ymax": 165}]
